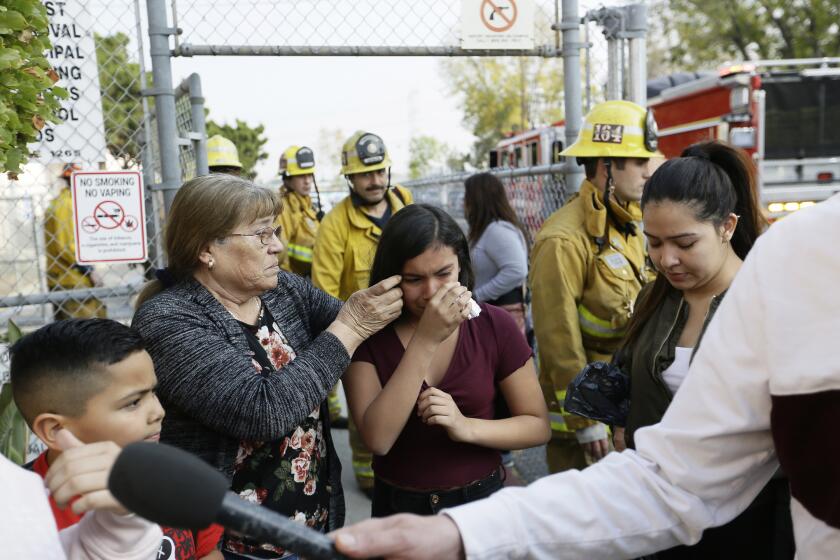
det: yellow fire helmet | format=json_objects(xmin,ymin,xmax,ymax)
[
  {"xmin": 279, "ymin": 145, "xmax": 316, "ymax": 177},
  {"xmin": 207, "ymin": 134, "xmax": 243, "ymax": 169},
  {"xmin": 561, "ymin": 100, "xmax": 662, "ymax": 159},
  {"xmin": 340, "ymin": 131, "xmax": 392, "ymax": 175},
  {"xmin": 61, "ymin": 163, "xmax": 81, "ymax": 178}
]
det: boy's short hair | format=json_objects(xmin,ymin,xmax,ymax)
[{"xmin": 10, "ymin": 319, "xmax": 146, "ymax": 425}]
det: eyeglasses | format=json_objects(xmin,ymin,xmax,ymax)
[{"xmin": 226, "ymin": 225, "xmax": 282, "ymax": 246}]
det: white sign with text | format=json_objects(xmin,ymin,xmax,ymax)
[
  {"xmin": 461, "ymin": 0, "xmax": 535, "ymax": 50},
  {"xmin": 31, "ymin": 1, "xmax": 107, "ymax": 164},
  {"xmin": 72, "ymin": 171, "xmax": 147, "ymax": 264}
]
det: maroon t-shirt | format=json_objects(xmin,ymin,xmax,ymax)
[{"xmin": 351, "ymin": 303, "xmax": 532, "ymax": 489}]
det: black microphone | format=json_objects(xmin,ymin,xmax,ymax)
[{"xmin": 108, "ymin": 441, "xmax": 349, "ymax": 560}]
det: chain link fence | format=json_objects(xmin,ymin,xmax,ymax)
[
  {"xmin": 0, "ymin": 1, "xmax": 205, "ymax": 332},
  {"xmin": 171, "ymin": 0, "xmax": 562, "ymax": 54},
  {"xmin": 1, "ymin": 0, "xmax": 578, "ymax": 331},
  {"xmin": 150, "ymin": 73, "xmax": 208, "ymax": 186},
  {"xmin": 404, "ymin": 164, "xmax": 568, "ymax": 245}
]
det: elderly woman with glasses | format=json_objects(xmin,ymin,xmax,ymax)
[{"xmin": 132, "ymin": 174, "xmax": 402, "ymax": 559}]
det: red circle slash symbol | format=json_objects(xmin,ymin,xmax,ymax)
[
  {"xmin": 81, "ymin": 216, "xmax": 99, "ymax": 234},
  {"xmin": 481, "ymin": 0, "xmax": 517, "ymax": 32},
  {"xmin": 93, "ymin": 200, "xmax": 125, "ymax": 229},
  {"xmin": 122, "ymin": 215, "xmax": 139, "ymax": 232}
]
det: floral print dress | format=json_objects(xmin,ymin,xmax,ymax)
[{"xmin": 223, "ymin": 302, "xmax": 331, "ymax": 559}]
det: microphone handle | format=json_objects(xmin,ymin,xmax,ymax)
[{"xmin": 218, "ymin": 492, "xmax": 350, "ymax": 560}]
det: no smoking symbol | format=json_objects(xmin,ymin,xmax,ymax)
[
  {"xmin": 81, "ymin": 216, "xmax": 99, "ymax": 234},
  {"xmin": 93, "ymin": 200, "xmax": 125, "ymax": 229},
  {"xmin": 481, "ymin": 0, "xmax": 517, "ymax": 32}
]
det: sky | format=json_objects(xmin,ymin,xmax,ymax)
[
  {"xmin": 161, "ymin": 0, "xmax": 622, "ymax": 185},
  {"xmin": 171, "ymin": 55, "xmax": 475, "ymax": 185},
  {"xmin": 29, "ymin": 0, "xmax": 624, "ymax": 188}
]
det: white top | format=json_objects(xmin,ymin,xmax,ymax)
[
  {"xmin": 662, "ymin": 346, "xmax": 693, "ymax": 395},
  {"xmin": 445, "ymin": 194, "xmax": 840, "ymax": 559},
  {"xmin": 0, "ymin": 453, "xmax": 162, "ymax": 560}
]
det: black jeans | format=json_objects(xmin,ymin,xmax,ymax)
[{"xmin": 371, "ymin": 467, "xmax": 504, "ymax": 517}]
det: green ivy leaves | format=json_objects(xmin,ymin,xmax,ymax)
[
  {"xmin": 1, "ymin": 320, "xmax": 28, "ymax": 465},
  {"xmin": 0, "ymin": 2, "xmax": 63, "ymax": 177}
]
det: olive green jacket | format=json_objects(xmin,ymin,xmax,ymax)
[{"xmin": 616, "ymin": 283, "xmax": 726, "ymax": 449}]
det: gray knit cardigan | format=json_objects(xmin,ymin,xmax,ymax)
[{"xmin": 132, "ymin": 271, "xmax": 348, "ymax": 529}]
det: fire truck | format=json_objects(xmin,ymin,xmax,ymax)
[
  {"xmin": 490, "ymin": 59, "xmax": 840, "ymax": 219},
  {"xmin": 489, "ymin": 122, "xmax": 566, "ymax": 169}
]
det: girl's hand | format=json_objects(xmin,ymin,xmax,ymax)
[
  {"xmin": 417, "ymin": 387, "xmax": 472, "ymax": 443},
  {"xmin": 415, "ymin": 282, "xmax": 471, "ymax": 344},
  {"xmin": 613, "ymin": 426, "xmax": 627, "ymax": 452}
]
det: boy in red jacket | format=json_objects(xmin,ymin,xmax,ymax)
[{"xmin": 10, "ymin": 318, "xmax": 224, "ymax": 559}]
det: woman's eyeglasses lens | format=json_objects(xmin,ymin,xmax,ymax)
[{"xmin": 258, "ymin": 226, "xmax": 282, "ymax": 245}]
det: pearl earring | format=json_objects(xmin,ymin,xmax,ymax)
[{"xmin": 208, "ymin": 258, "xmax": 215, "ymax": 269}]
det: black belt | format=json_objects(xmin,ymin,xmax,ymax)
[
  {"xmin": 487, "ymin": 287, "xmax": 524, "ymax": 306},
  {"xmin": 376, "ymin": 466, "xmax": 504, "ymax": 512}
]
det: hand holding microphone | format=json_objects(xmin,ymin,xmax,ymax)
[{"xmin": 108, "ymin": 441, "xmax": 349, "ymax": 560}]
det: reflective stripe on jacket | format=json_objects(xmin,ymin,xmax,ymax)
[
  {"xmin": 312, "ymin": 185, "xmax": 412, "ymax": 300},
  {"xmin": 44, "ymin": 188, "xmax": 95, "ymax": 290},
  {"xmin": 276, "ymin": 190, "xmax": 319, "ymax": 276},
  {"xmin": 530, "ymin": 179, "xmax": 653, "ymax": 436}
]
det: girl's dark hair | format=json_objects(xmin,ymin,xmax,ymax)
[
  {"xmin": 369, "ymin": 204, "xmax": 475, "ymax": 290},
  {"xmin": 463, "ymin": 172, "xmax": 528, "ymax": 246},
  {"xmin": 620, "ymin": 140, "xmax": 767, "ymax": 352}
]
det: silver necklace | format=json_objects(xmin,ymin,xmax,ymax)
[{"xmin": 230, "ymin": 296, "xmax": 262, "ymax": 325}]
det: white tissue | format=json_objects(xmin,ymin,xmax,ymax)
[{"xmin": 468, "ymin": 298, "xmax": 481, "ymax": 319}]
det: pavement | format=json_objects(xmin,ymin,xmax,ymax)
[{"xmin": 332, "ymin": 424, "xmax": 373, "ymax": 525}]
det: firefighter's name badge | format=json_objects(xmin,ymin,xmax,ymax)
[
  {"xmin": 592, "ymin": 124, "xmax": 624, "ymax": 144},
  {"xmin": 602, "ymin": 253, "xmax": 629, "ymax": 270}
]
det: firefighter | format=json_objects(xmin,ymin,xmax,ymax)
[
  {"xmin": 44, "ymin": 164, "xmax": 107, "ymax": 320},
  {"xmin": 530, "ymin": 100, "xmax": 659, "ymax": 473},
  {"xmin": 275, "ymin": 145, "xmax": 324, "ymax": 277},
  {"xmin": 207, "ymin": 134, "xmax": 243, "ymax": 175},
  {"xmin": 274, "ymin": 144, "xmax": 346, "ymax": 426},
  {"xmin": 312, "ymin": 130, "xmax": 412, "ymax": 495}
]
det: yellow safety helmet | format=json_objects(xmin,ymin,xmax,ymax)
[
  {"xmin": 561, "ymin": 100, "xmax": 662, "ymax": 159},
  {"xmin": 207, "ymin": 135, "xmax": 243, "ymax": 169},
  {"xmin": 279, "ymin": 145, "xmax": 316, "ymax": 177},
  {"xmin": 61, "ymin": 163, "xmax": 81, "ymax": 178},
  {"xmin": 340, "ymin": 131, "xmax": 392, "ymax": 175}
]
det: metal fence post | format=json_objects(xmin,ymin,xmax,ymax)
[
  {"xmin": 561, "ymin": 0, "xmax": 584, "ymax": 194},
  {"xmin": 134, "ymin": 0, "xmax": 163, "ymax": 270},
  {"xmin": 606, "ymin": 37, "xmax": 623, "ymax": 100},
  {"xmin": 146, "ymin": 0, "xmax": 182, "ymax": 213},
  {"xmin": 188, "ymin": 73, "xmax": 209, "ymax": 176},
  {"xmin": 626, "ymin": 3, "xmax": 648, "ymax": 105}
]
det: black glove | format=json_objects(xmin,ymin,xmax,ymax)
[{"xmin": 564, "ymin": 361, "xmax": 631, "ymax": 426}]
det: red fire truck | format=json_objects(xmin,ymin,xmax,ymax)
[
  {"xmin": 490, "ymin": 59, "xmax": 840, "ymax": 219},
  {"xmin": 489, "ymin": 121, "xmax": 566, "ymax": 169}
]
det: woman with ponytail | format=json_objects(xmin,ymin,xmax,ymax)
[{"xmin": 612, "ymin": 141, "xmax": 793, "ymax": 558}]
